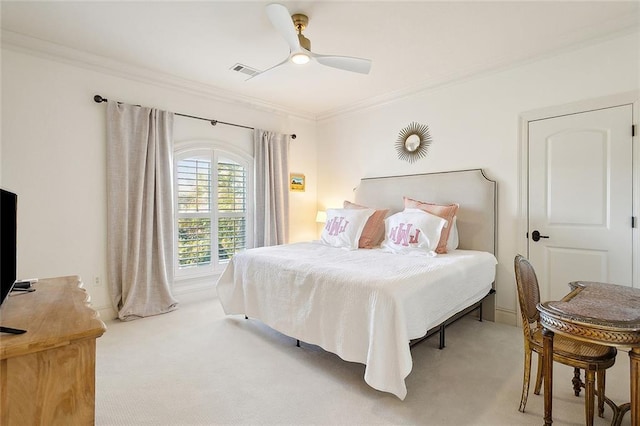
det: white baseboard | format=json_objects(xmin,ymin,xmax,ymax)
[
  {"xmin": 95, "ymin": 280, "xmax": 216, "ymax": 322},
  {"xmin": 97, "ymin": 305, "xmax": 117, "ymax": 321},
  {"xmin": 173, "ymin": 281, "xmax": 217, "ymax": 303},
  {"xmin": 495, "ymin": 308, "xmax": 517, "ymax": 326}
]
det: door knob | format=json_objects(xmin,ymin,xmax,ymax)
[{"xmin": 531, "ymin": 230, "xmax": 549, "ymax": 242}]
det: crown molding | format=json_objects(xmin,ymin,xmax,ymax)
[
  {"xmin": 3, "ymin": 22, "xmax": 638, "ymax": 124},
  {"xmin": 1, "ymin": 30, "xmax": 316, "ymax": 121}
]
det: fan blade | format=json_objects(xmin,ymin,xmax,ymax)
[
  {"xmin": 266, "ymin": 3, "xmax": 301, "ymax": 53},
  {"xmin": 246, "ymin": 56, "xmax": 289, "ymax": 81},
  {"xmin": 313, "ymin": 53, "xmax": 372, "ymax": 75}
]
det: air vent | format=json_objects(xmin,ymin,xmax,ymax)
[{"xmin": 230, "ymin": 63, "xmax": 259, "ymax": 77}]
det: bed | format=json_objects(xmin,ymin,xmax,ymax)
[{"xmin": 216, "ymin": 169, "xmax": 497, "ymax": 400}]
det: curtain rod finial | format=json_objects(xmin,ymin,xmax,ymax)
[
  {"xmin": 210, "ymin": 120, "xmax": 218, "ymax": 126},
  {"xmin": 94, "ymin": 95, "xmax": 107, "ymax": 103},
  {"xmin": 291, "ymin": 134, "xmax": 297, "ymax": 139}
]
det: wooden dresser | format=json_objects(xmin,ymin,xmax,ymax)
[{"xmin": 0, "ymin": 276, "xmax": 106, "ymax": 425}]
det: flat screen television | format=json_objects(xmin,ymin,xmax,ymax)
[
  {"xmin": 1, "ymin": 188, "xmax": 18, "ymax": 306},
  {"xmin": 0, "ymin": 188, "xmax": 25, "ymax": 333}
]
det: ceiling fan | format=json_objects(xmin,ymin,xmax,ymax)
[{"xmin": 250, "ymin": 3, "xmax": 372, "ymax": 79}]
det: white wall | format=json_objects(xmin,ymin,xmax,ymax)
[
  {"xmin": 0, "ymin": 48, "xmax": 317, "ymax": 316},
  {"xmin": 316, "ymin": 31, "xmax": 640, "ymax": 324}
]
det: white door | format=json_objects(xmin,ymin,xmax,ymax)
[{"xmin": 528, "ymin": 105, "xmax": 633, "ymax": 302}]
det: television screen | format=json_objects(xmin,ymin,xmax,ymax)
[{"xmin": 1, "ymin": 188, "xmax": 17, "ymax": 306}]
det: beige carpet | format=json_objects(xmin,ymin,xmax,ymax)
[{"xmin": 95, "ymin": 291, "xmax": 632, "ymax": 425}]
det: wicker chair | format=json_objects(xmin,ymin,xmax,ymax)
[{"xmin": 514, "ymin": 255, "xmax": 617, "ymax": 424}]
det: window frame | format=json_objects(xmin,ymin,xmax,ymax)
[{"xmin": 173, "ymin": 141, "xmax": 253, "ymax": 280}]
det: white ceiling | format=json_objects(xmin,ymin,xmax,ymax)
[{"xmin": 2, "ymin": 1, "xmax": 639, "ymax": 119}]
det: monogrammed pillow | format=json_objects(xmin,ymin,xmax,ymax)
[
  {"xmin": 403, "ymin": 197, "xmax": 459, "ymax": 254},
  {"xmin": 320, "ymin": 208, "xmax": 375, "ymax": 249},
  {"xmin": 381, "ymin": 209, "xmax": 447, "ymax": 255}
]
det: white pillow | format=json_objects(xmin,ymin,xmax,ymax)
[
  {"xmin": 320, "ymin": 208, "xmax": 375, "ymax": 249},
  {"xmin": 446, "ymin": 216, "xmax": 459, "ymax": 251},
  {"xmin": 381, "ymin": 209, "xmax": 447, "ymax": 255}
]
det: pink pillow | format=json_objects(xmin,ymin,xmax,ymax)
[
  {"xmin": 403, "ymin": 196, "xmax": 459, "ymax": 254},
  {"xmin": 344, "ymin": 200, "xmax": 389, "ymax": 248}
]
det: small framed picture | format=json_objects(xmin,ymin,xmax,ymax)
[{"xmin": 290, "ymin": 173, "xmax": 305, "ymax": 192}]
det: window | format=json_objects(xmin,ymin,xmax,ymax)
[{"xmin": 174, "ymin": 144, "xmax": 252, "ymax": 277}]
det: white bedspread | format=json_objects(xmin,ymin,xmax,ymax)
[{"xmin": 216, "ymin": 241, "xmax": 497, "ymax": 400}]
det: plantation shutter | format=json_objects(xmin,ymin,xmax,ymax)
[
  {"xmin": 217, "ymin": 160, "xmax": 247, "ymax": 260},
  {"xmin": 176, "ymin": 157, "xmax": 212, "ymax": 268},
  {"xmin": 175, "ymin": 152, "xmax": 248, "ymax": 274}
]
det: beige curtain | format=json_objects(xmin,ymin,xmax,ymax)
[
  {"xmin": 106, "ymin": 102, "xmax": 178, "ymax": 320},
  {"xmin": 254, "ymin": 129, "xmax": 290, "ymax": 247}
]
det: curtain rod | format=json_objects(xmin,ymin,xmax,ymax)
[{"xmin": 93, "ymin": 95, "xmax": 296, "ymax": 139}]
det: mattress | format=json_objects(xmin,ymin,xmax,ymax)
[{"xmin": 216, "ymin": 241, "xmax": 497, "ymax": 399}]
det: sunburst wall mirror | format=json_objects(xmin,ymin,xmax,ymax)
[{"xmin": 395, "ymin": 122, "xmax": 432, "ymax": 163}]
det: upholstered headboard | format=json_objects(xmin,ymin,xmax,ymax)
[{"xmin": 353, "ymin": 168, "xmax": 497, "ymax": 255}]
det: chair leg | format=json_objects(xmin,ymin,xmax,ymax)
[
  {"xmin": 520, "ymin": 348, "xmax": 533, "ymax": 412},
  {"xmin": 584, "ymin": 369, "xmax": 596, "ymax": 426},
  {"xmin": 572, "ymin": 367, "xmax": 582, "ymax": 396},
  {"xmin": 534, "ymin": 352, "xmax": 544, "ymax": 395},
  {"xmin": 597, "ymin": 370, "xmax": 606, "ymax": 417}
]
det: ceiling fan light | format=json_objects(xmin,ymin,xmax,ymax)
[{"xmin": 291, "ymin": 52, "xmax": 310, "ymax": 65}]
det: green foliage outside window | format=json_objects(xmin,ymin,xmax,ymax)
[{"xmin": 177, "ymin": 157, "xmax": 247, "ymax": 269}]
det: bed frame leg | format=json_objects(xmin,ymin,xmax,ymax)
[
  {"xmin": 439, "ymin": 324, "xmax": 445, "ymax": 349},
  {"xmin": 245, "ymin": 315, "xmax": 248, "ymax": 319},
  {"xmin": 479, "ymin": 303, "xmax": 483, "ymax": 322},
  {"xmin": 296, "ymin": 339, "xmax": 300, "ymax": 347}
]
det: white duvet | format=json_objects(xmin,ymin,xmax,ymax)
[{"xmin": 216, "ymin": 241, "xmax": 497, "ymax": 400}]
